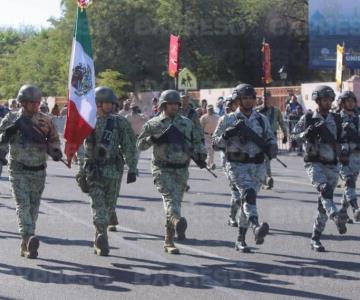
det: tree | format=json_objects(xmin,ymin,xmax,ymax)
[{"xmin": 97, "ymin": 69, "xmax": 131, "ymax": 97}]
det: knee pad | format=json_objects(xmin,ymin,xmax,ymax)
[
  {"xmin": 244, "ymin": 188, "xmax": 256, "ymax": 205},
  {"xmin": 345, "ymin": 176, "xmax": 356, "ymax": 189},
  {"xmin": 318, "ymin": 184, "xmax": 333, "ymax": 199}
]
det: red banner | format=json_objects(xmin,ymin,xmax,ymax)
[
  {"xmin": 168, "ymin": 34, "xmax": 181, "ymax": 78},
  {"xmin": 262, "ymin": 42, "xmax": 272, "ymax": 85}
]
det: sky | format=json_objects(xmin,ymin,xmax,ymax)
[{"xmin": 0, "ymin": 0, "xmax": 63, "ymax": 28}]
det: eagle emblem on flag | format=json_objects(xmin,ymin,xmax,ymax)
[{"xmin": 71, "ymin": 63, "xmax": 93, "ymax": 96}]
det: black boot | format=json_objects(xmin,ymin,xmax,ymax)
[
  {"xmin": 94, "ymin": 224, "xmax": 110, "ymax": 256},
  {"xmin": 311, "ymin": 230, "xmax": 325, "ymax": 252},
  {"xmin": 249, "ymin": 216, "xmax": 269, "ymax": 245},
  {"xmin": 235, "ymin": 227, "xmax": 250, "ymax": 253}
]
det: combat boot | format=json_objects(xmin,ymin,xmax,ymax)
[
  {"xmin": 171, "ymin": 216, "xmax": 187, "ymax": 241},
  {"xmin": 21, "ymin": 235, "xmax": 40, "ymax": 259},
  {"xmin": 108, "ymin": 211, "xmax": 119, "ymax": 232},
  {"xmin": 164, "ymin": 224, "xmax": 180, "ymax": 254},
  {"xmin": 311, "ymin": 230, "xmax": 325, "ymax": 252},
  {"xmin": 249, "ymin": 216, "xmax": 269, "ymax": 245},
  {"xmin": 94, "ymin": 224, "xmax": 109, "ymax": 256},
  {"xmin": 265, "ymin": 177, "xmax": 274, "ymax": 190},
  {"xmin": 331, "ymin": 210, "xmax": 347, "ymax": 235},
  {"xmin": 235, "ymin": 227, "xmax": 250, "ymax": 253}
]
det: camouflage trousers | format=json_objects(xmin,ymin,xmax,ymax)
[
  {"xmin": 226, "ymin": 161, "xmax": 266, "ymax": 228},
  {"xmin": 339, "ymin": 154, "xmax": 360, "ymax": 209},
  {"xmin": 88, "ymin": 177, "xmax": 121, "ymax": 228},
  {"xmin": 153, "ymin": 167, "xmax": 189, "ymax": 223},
  {"xmin": 9, "ymin": 168, "xmax": 46, "ymax": 237},
  {"xmin": 223, "ymin": 161, "xmax": 241, "ymax": 219},
  {"xmin": 305, "ymin": 162, "xmax": 339, "ymax": 233}
]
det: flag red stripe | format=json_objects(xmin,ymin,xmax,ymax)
[
  {"xmin": 64, "ymin": 100, "xmax": 93, "ymax": 164},
  {"xmin": 168, "ymin": 34, "xmax": 181, "ymax": 78}
]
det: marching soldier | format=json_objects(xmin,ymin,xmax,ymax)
[
  {"xmin": 213, "ymin": 84, "xmax": 277, "ymax": 253},
  {"xmin": 257, "ymin": 91, "xmax": 288, "ymax": 189},
  {"xmin": 83, "ymin": 86, "xmax": 137, "ymax": 256},
  {"xmin": 292, "ymin": 85, "xmax": 348, "ymax": 252},
  {"xmin": 337, "ymin": 91, "xmax": 360, "ymax": 223},
  {"xmin": 137, "ymin": 90, "xmax": 207, "ymax": 254},
  {"xmin": 0, "ymin": 85, "xmax": 63, "ymax": 259}
]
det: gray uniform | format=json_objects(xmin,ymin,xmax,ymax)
[
  {"xmin": 213, "ymin": 109, "xmax": 276, "ymax": 229},
  {"xmin": 292, "ymin": 111, "xmax": 347, "ymax": 236}
]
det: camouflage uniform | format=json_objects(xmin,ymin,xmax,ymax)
[
  {"xmin": 291, "ymin": 85, "xmax": 348, "ymax": 252},
  {"xmin": 138, "ymin": 90, "xmax": 206, "ymax": 254},
  {"xmin": 339, "ymin": 110, "xmax": 360, "ymax": 222},
  {"xmin": 213, "ymin": 108, "xmax": 276, "ymax": 251},
  {"xmin": 85, "ymin": 113, "xmax": 137, "ymax": 250},
  {"xmin": 84, "ymin": 86, "xmax": 137, "ymax": 256},
  {"xmin": 0, "ymin": 85, "xmax": 62, "ymax": 259}
]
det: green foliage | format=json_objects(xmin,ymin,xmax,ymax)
[
  {"xmin": 0, "ymin": 0, "xmax": 321, "ymax": 99},
  {"xmin": 97, "ymin": 69, "xmax": 131, "ymax": 97}
]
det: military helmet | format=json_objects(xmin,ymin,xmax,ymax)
[
  {"xmin": 95, "ymin": 86, "xmax": 117, "ymax": 104},
  {"xmin": 158, "ymin": 90, "xmax": 181, "ymax": 107},
  {"xmin": 16, "ymin": 85, "xmax": 42, "ymax": 102},
  {"xmin": 225, "ymin": 95, "xmax": 235, "ymax": 105},
  {"xmin": 337, "ymin": 90, "xmax": 357, "ymax": 105},
  {"xmin": 311, "ymin": 85, "xmax": 335, "ymax": 102},
  {"xmin": 232, "ymin": 84, "xmax": 256, "ymax": 101}
]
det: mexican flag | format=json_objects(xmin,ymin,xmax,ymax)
[{"xmin": 64, "ymin": 6, "xmax": 96, "ymax": 166}]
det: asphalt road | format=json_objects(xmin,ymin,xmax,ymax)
[{"xmin": 0, "ymin": 151, "xmax": 359, "ymax": 300}]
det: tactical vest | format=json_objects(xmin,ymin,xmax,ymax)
[{"xmin": 304, "ymin": 112, "xmax": 342, "ymax": 164}]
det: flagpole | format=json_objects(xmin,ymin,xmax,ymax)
[
  {"xmin": 262, "ymin": 38, "xmax": 267, "ymax": 98},
  {"xmin": 340, "ymin": 41, "xmax": 345, "ymax": 93}
]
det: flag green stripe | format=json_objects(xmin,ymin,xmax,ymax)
[{"xmin": 74, "ymin": 7, "xmax": 93, "ymax": 58}]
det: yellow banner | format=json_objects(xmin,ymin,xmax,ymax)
[{"xmin": 336, "ymin": 44, "xmax": 344, "ymax": 90}]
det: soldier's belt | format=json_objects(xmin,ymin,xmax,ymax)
[
  {"xmin": 304, "ymin": 154, "xmax": 337, "ymax": 165},
  {"xmin": 13, "ymin": 161, "xmax": 46, "ymax": 171},
  {"xmin": 226, "ymin": 152, "xmax": 264, "ymax": 164},
  {"xmin": 153, "ymin": 160, "xmax": 189, "ymax": 169}
]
